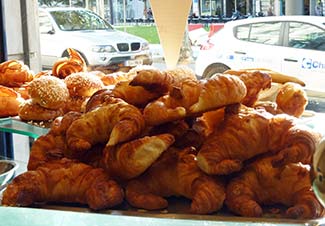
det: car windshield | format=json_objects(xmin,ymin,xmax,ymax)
[{"xmin": 50, "ymin": 9, "xmax": 114, "ymax": 31}]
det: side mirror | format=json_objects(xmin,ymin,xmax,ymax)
[{"xmin": 47, "ymin": 28, "xmax": 55, "ymax": 34}]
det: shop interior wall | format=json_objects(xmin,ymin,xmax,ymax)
[{"xmin": 4, "ymin": 0, "xmax": 41, "ymax": 72}]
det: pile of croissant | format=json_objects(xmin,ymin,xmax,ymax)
[{"xmin": 1, "ymin": 49, "xmax": 324, "ymax": 220}]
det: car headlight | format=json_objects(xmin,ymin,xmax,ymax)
[
  {"xmin": 92, "ymin": 45, "xmax": 116, "ymax": 53},
  {"xmin": 141, "ymin": 42, "xmax": 150, "ymax": 50}
]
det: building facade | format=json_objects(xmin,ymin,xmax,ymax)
[{"xmin": 95, "ymin": 0, "xmax": 324, "ymax": 25}]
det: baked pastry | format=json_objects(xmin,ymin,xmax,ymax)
[
  {"xmin": 111, "ymin": 80, "xmax": 162, "ymax": 107},
  {"xmin": 0, "ymin": 59, "xmax": 34, "ymax": 87},
  {"xmin": 225, "ymin": 155, "xmax": 324, "ymax": 219},
  {"xmin": 224, "ymin": 68, "xmax": 306, "ymax": 87},
  {"xmin": 102, "ymin": 133, "xmax": 175, "ymax": 181},
  {"xmin": 64, "ymin": 96, "xmax": 88, "ymax": 113},
  {"xmin": 234, "ymin": 70, "xmax": 272, "ymax": 106},
  {"xmin": 126, "ymin": 147, "xmax": 226, "ymax": 214},
  {"xmin": 0, "ymin": 85, "xmax": 23, "ymax": 117},
  {"xmin": 52, "ymin": 48, "xmax": 87, "ymax": 79},
  {"xmin": 18, "ymin": 99, "xmax": 64, "ymax": 121},
  {"xmin": 2, "ymin": 158, "xmax": 124, "ymax": 210},
  {"xmin": 275, "ymin": 82, "xmax": 308, "ymax": 118},
  {"xmin": 196, "ymin": 104, "xmax": 320, "ymax": 175},
  {"xmin": 129, "ymin": 66, "xmax": 197, "ymax": 95},
  {"xmin": 28, "ymin": 76, "xmax": 69, "ymax": 110},
  {"xmin": 64, "ymin": 72, "xmax": 104, "ymax": 97},
  {"xmin": 66, "ymin": 97, "xmax": 145, "ymax": 155},
  {"xmin": 98, "ymin": 71, "xmax": 130, "ymax": 86},
  {"xmin": 142, "ymin": 74, "xmax": 247, "ymax": 126}
]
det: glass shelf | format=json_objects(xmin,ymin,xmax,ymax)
[{"xmin": 0, "ymin": 117, "xmax": 49, "ymax": 139}]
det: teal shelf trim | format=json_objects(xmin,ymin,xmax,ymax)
[{"xmin": 0, "ymin": 118, "xmax": 49, "ymax": 139}]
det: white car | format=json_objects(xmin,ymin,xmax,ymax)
[
  {"xmin": 38, "ymin": 7, "xmax": 152, "ymax": 69},
  {"xmin": 195, "ymin": 16, "xmax": 325, "ymax": 92}
]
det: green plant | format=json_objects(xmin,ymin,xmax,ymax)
[{"xmin": 115, "ymin": 25, "xmax": 160, "ymax": 44}]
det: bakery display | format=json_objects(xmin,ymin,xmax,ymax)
[{"xmin": 0, "ymin": 50, "xmax": 324, "ymax": 220}]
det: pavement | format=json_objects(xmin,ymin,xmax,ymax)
[{"xmin": 149, "ymin": 43, "xmax": 198, "ymax": 71}]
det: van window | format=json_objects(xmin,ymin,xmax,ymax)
[
  {"xmin": 235, "ymin": 22, "xmax": 282, "ymax": 46},
  {"xmin": 288, "ymin": 22, "xmax": 325, "ymax": 51},
  {"xmin": 249, "ymin": 22, "xmax": 282, "ymax": 45}
]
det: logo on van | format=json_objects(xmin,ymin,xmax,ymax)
[{"xmin": 302, "ymin": 58, "xmax": 325, "ymax": 69}]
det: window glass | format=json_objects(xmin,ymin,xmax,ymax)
[
  {"xmin": 50, "ymin": 9, "xmax": 114, "ymax": 31},
  {"xmin": 235, "ymin": 24, "xmax": 250, "ymax": 41},
  {"xmin": 288, "ymin": 22, "xmax": 325, "ymax": 51},
  {"xmin": 249, "ymin": 22, "xmax": 282, "ymax": 45},
  {"xmin": 39, "ymin": 11, "xmax": 53, "ymax": 33}
]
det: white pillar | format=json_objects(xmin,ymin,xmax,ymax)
[
  {"xmin": 285, "ymin": 0, "xmax": 304, "ymax": 15},
  {"xmin": 310, "ymin": 0, "xmax": 317, "ymax": 15},
  {"xmin": 274, "ymin": 0, "xmax": 281, "ymax": 16}
]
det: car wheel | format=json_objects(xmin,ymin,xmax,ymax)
[
  {"xmin": 62, "ymin": 50, "xmax": 89, "ymax": 66},
  {"xmin": 202, "ymin": 64, "xmax": 230, "ymax": 79}
]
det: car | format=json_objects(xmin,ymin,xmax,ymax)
[
  {"xmin": 195, "ymin": 16, "xmax": 325, "ymax": 92},
  {"xmin": 38, "ymin": 7, "xmax": 153, "ymax": 69}
]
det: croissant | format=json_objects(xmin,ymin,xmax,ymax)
[
  {"xmin": 235, "ymin": 70, "xmax": 272, "ymax": 106},
  {"xmin": 28, "ymin": 111, "xmax": 82, "ymax": 170},
  {"xmin": 225, "ymin": 155, "xmax": 324, "ymax": 219},
  {"xmin": 0, "ymin": 60, "xmax": 34, "ymax": 87},
  {"xmin": 52, "ymin": 48, "xmax": 87, "ymax": 79},
  {"xmin": 224, "ymin": 68, "xmax": 306, "ymax": 87},
  {"xmin": 66, "ymin": 97, "xmax": 145, "ymax": 156},
  {"xmin": 102, "ymin": 133, "xmax": 175, "ymax": 181},
  {"xmin": 188, "ymin": 74, "xmax": 247, "ymax": 114},
  {"xmin": 126, "ymin": 147, "xmax": 226, "ymax": 214},
  {"xmin": 275, "ymin": 82, "xmax": 308, "ymax": 118},
  {"xmin": 111, "ymin": 80, "xmax": 162, "ymax": 107},
  {"xmin": 2, "ymin": 158, "xmax": 124, "ymax": 210},
  {"xmin": 197, "ymin": 104, "xmax": 320, "ymax": 175},
  {"xmin": 98, "ymin": 71, "xmax": 130, "ymax": 86},
  {"xmin": 129, "ymin": 66, "xmax": 197, "ymax": 94},
  {"xmin": 143, "ymin": 74, "xmax": 247, "ymax": 126},
  {"xmin": 192, "ymin": 108, "xmax": 225, "ymax": 137}
]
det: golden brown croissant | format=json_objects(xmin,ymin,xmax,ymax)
[
  {"xmin": 129, "ymin": 66, "xmax": 197, "ymax": 94},
  {"xmin": 224, "ymin": 68, "xmax": 305, "ymax": 87},
  {"xmin": 27, "ymin": 111, "xmax": 82, "ymax": 170},
  {"xmin": 188, "ymin": 74, "xmax": 247, "ymax": 114},
  {"xmin": 126, "ymin": 147, "xmax": 226, "ymax": 214},
  {"xmin": 235, "ymin": 70, "xmax": 272, "ymax": 106},
  {"xmin": 197, "ymin": 104, "xmax": 320, "ymax": 175},
  {"xmin": 275, "ymin": 82, "xmax": 308, "ymax": 118},
  {"xmin": 225, "ymin": 155, "xmax": 324, "ymax": 219},
  {"xmin": 52, "ymin": 48, "xmax": 87, "ymax": 79},
  {"xmin": 0, "ymin": 59, "xmax": 34, "ymax": 87},
  {"xmin": 192, "ymin": 108, "xmax": 225, "ymax": 137},
  {"xmin": 102, "ymin": 133, "xmax": 175, "ymax": 181},
  {"xmin": 143, "ymin": 74, "xmax": 247, "ymax": 126},
  {"xmin": 98, "ymin": 71, "xmax": 130, "ymax": 86},
  {"xmin": 110, "ymin": 80, "xmax": 162, "ymax": 107},
  {"xmin": 66, "ymin": 97, "xmax": 145, "ymax": 156},
  {"xmin": 2, "ymin": 158, "xmax": 124, "ymax": 210}
]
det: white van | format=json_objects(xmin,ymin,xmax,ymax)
[{"xmin": 195, "ymin": 16, "xmax": 325, "ymax": 92}]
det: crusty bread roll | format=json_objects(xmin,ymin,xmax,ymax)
[
  {"xmin": 28, "ymin": 76, "xmax": 69, "ymax": 110},
  {"xmin": 64, "ymin": 72, "xmax": 104, "ymax": 97}
]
